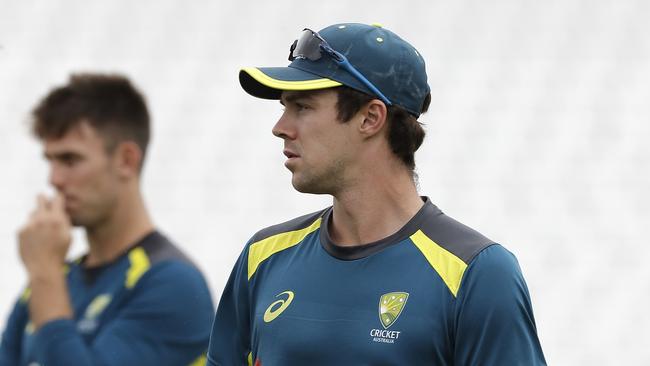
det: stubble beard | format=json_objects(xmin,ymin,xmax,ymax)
[
  {"xmin": 69, "ymin": 195, "xmax": 116, "ymax": 230},
  {"xmin": 291, "ymin": 159, "xmax": 346, "ymax": 195},
  {"xmin": 69, "ymin": 209, "xmax": 103, "ymax": 228}
]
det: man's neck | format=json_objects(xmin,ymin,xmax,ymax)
[
  {"xmin": 84, "ymin": 192, "xmax": 153, "ymax": 267},
  {"xmin": 329, "ymin": 167, "xmax": 424, "ymax": 247}
]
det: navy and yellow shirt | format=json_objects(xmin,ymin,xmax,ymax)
[
  {"xmin": 0, "ymin": 231, "xmax": 214, "ymax": 366},
  {"xmin": 208, "ymin": 198, "xmax": 546, "ymax": 365}
]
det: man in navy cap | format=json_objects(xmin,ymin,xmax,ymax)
[{"xmin": 208, "ymin": 23, "xmax": 546, "ymax": 365}]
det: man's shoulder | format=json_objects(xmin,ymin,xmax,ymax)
[
  {"xmin": 123, "ymin": 231, "xmax": 212, "ymax": 300},
  {"xmin": 248, "ymin": 208, "xmax": 329, "ymax": 245},
  {"xmin": 418, "ymin": 202, "xmax": 496, "ymax": 265},
  {"xmin": 135, "ymin": 230, "xmax": 195, "ymax": 268},
  {"xmin": 125, "ymin": 230, "xmax": 210, "ymax": 290}
]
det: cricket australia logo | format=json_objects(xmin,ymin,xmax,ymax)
[
  {"xmin": 78, "ymin": 294, "xmax": 112, "ymax": 334},
  {"xmin": 370, "ymin": 292, "xmax": 409, "ymax": 344}
]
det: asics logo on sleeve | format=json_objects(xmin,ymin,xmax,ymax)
[{"xmin": 263, "ymin": 291, "xmax": 295, "ymax": 323}]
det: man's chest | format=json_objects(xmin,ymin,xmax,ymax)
[{"xmin": 248, "ymin": 247, "xmax": 456, "ymax": 365}]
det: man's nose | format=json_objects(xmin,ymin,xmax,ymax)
[
  {"xmin": 272, "ymin": 111, "xmax": 296, "ymax": 140},
  {"xmin": 48, "ymin": 164, "xmax": 66, "ymax": 191}
]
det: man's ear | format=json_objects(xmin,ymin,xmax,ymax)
[
  {"xmin": 113, "ymin": 141, "xmax": 143, "ymax": 179},
  {"xmin": 358, "ymin": 99, "xmax": 388, "ymax": 138}
]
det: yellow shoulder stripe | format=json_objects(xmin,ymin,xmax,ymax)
[
  {"xmin": 188, "ymin": 354, "xmax": 207, "ymax": 366},
  {"xmin": 410, "ymin": 230, "xmax": 468, "ymax": 297},
  {"xmin": 19, "ymin": 287, "xmax": 31, "ymax": 303},
  {"xmin": 248, "ymin": 352, "xmax": 253, "ymax": 366},
  {"xmin": 242, "ymin": 67, "xmax": 342, "ymax": 90},
  {"xmin": 248, "ymin": 218, "xmax": 322, "ymax": 280},
  {"xmin": 125, "ymin": 247, "xmax": 151, "ymax": 289}
]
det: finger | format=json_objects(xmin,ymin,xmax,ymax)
[
  {"xmin": 38, "ymin": 194, "xmax": 55, "ymax": 212},
  {"xmin": 28, "ymin": 208, "xmax": 40, "ymax": 222},
  {"xmin": 51, "ymin": 192, "xmax": 66, "ymax": 213},
  {"xmin": 36, "ymin": 194, "xmax": 48, "ymax": 211},
  {"xmin": 52, "ymin": 192, "xmax": 71, "ymax": 226},
  {"xmin": 28, "ymin": 199, "xmax": 49, "ymax": 221}
]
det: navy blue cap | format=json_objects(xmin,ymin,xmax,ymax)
[{"xmin": 239, "ymin": 23, "xmax": 430, "ymax": 117}]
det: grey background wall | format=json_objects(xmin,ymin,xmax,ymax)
[{"xmin": 1, "ymin": 0, "xmax": 648, "ymax": 364}]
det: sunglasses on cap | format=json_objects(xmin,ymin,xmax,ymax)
[{"xmin": 288, "ymin": 28, "xmax": 393, "ymax": 106}]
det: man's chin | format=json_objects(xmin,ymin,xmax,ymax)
[
  {"xmin": 68, "ymin": 208, "xmax": 105, "ymax": 228},
  {"xmin": 69, "ymin": 217, "xmax": 84, "ymax": 227},
  {"xmin": 291, "ymin": 177, "xmax": 329, "ymax": 195},
  {"xmin": 68, "ymin": 213, "xmax": 89, "ymax": 227}
]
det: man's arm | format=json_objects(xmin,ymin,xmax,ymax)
[
  {"xmin": 0, "ymin": 294, "xmax": 30, "ymax": 366},
  {"xmin": 453, "ymin": 244, "xmax": 546, "ymax": 365},
  {"xmin": 207, "ymin": 246, "xmax": 252, "ymax": 366},
  {"xmin": 18, "ymin": 194, "xmax": 73, "ymax": 330},
  {"xmin": 28, "ymin": 261, "xmax": 214, "ymax": 366}
]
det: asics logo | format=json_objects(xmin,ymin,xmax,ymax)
[{"xmin": 263, "ymin": 291, "xmax": 294, "ymax": 323}]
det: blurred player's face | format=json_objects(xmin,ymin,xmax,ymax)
[
  {"xmin": 44, "ymin": 121, "xmax": 121, "ymax": 227},
  {"xmin": 273, "ymin": 89, "xmax": 359, "ymax": 194}
]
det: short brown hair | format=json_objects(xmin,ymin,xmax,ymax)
[
  {"xmin": 335, "ymin": 86, "xmax": 431, "ymax": 171},
  {"xmin": 32, "ymin": 73, "xmax": 150, "ymax": 162}
]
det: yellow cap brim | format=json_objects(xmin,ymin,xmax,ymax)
[{"xmin": 239, "ymin": 67, "xmax": 342, "ymax": 99}]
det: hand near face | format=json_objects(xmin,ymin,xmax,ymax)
[{"xmin": 18, "ymin": 193, "xmax": 72, "ymax": 277}]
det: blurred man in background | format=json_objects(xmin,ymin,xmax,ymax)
[
  {"xmin": 208, "ymin": 23, "xmax": 546, "ymax": 365},
  {"xmin": 0, "ymin": 74, "xmax": 214, "ymax": 366}
]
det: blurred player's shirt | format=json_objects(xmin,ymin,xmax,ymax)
[
  {"xmin": 0, "ymin": 231, "xmax": 214, "ymax": 366},
  {"xmin": 208, "ymin": 198, "xmax": 546, "ymax": 365}
]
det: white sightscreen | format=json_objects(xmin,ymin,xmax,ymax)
[{"xmin": 0, "ymin": 0, "xmax": 648, "ymax": 364}]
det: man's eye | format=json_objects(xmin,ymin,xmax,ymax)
[{"xmin": 60, "ymin": 155, "xmax": 80, "ymax": 166}]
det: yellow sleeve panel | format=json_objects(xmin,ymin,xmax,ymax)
[
  {"xmin": 125, "ymin": 247, "xmax": 151, "ymax": 289},
  {"xmin": 188, "ymin": 354, "xmax": 207, "ymax": 366},
  {"xmin": 248, "ymin": 218, "xmax": 322, "ymax": 280},
  {"xmin": 410, "ymin": 230, "xmax": 468, "ymax": 297}
]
